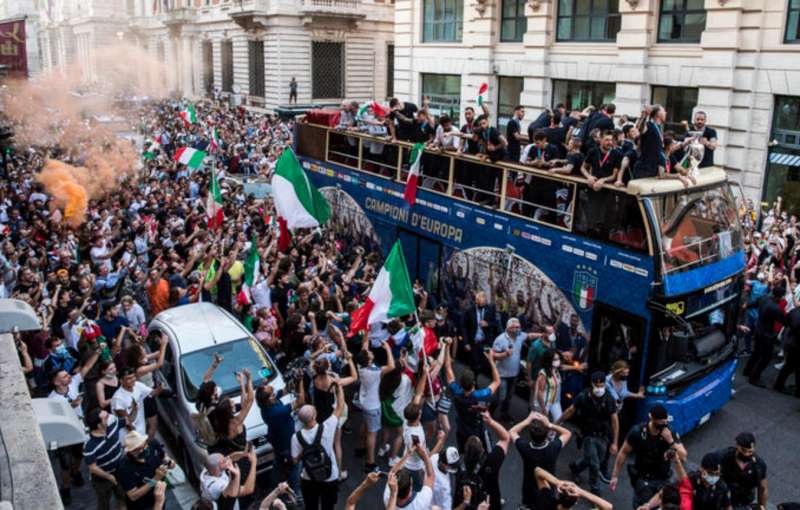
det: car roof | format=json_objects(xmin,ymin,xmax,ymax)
[{"xmin": 152, "ymin": 303, "xmax": 248, "ymax": 355}]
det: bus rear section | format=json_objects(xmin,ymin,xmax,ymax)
[{"xmin": 635, "ymin": 177, "xmax": 746, "ymax": 435}]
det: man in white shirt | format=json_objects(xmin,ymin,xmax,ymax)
[
  {"xmin": 291, "ymin": 380, "xmax": 345, "ymax": 510},
  {"xmin": 430, "ymin": 447, "xmax": 461, "ymax": 510},
  {"xmin": 111, "ymin": 367, "xmax": 162, "ymax": 441},
  {"xmin": 89, "ymin": 235, "xmax": 121, "ymax": 272},
  {"xmin": 199, "ymin": 450, "xmax": 257, "ymax": 510},
  {"xmin": 383, "ymin": 443, "xmax": 436, "ymax": 510},
  {"xmin": 356, "ymin": 341, "xmax": 395, "ymax": 471}
]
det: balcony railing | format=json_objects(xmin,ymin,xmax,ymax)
[{"xmin": 300, "ymin": 0, "xmax": 363, "ymax": 16}]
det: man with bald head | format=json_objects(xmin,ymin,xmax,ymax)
[
  {"xmin": 291, "ymin": 379, "xmax": 345, "ymax": 510},
  {"xmin": 199, "ymin": 448, "xmax": 257, "ymax": 510}
]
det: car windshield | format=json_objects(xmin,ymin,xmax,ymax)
[
  {"xmin": 180, "ymin": 337, "xmax": 276, "ymax": 402},
  {"xmin": 648, "ymin": 184, "xmax": 743, "ymax": 274}
]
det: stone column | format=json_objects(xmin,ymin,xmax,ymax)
[
  {"xmin": 460, "ymin": 0, "xmax": 500, "ymax": 121},
  {"xmin": 392, "ymin": 0, "xmax": 414, "ymax": 101},
  {"xmin": 520, "ymin": 1, "xmax": 554, "ymax": 121},
  {"xmin": 698, "ymin": 0, "xmax": 741, "ymax": 174},
  {"xmin": 614, "ymin": 0, "xmax": 656, "ymax": 120}
]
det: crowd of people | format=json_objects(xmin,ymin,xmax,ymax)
[{"xmin": 1, "ymin": 94, "xmax": 795, "ymax": 510}]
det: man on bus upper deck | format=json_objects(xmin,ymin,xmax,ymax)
[{"xmin": 581, "ymin": 131, "xmax": 622, "ymax": 192}]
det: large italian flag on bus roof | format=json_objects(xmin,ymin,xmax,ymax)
[{"xmin": 349, "ymin": 241, "xmax": 416, "ymax": 334}]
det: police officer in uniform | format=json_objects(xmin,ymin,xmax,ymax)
[
  {"xmin": 610, "ymin": 404, "xmax": 687, "ymax": 508},
  {"xmin": 719, "ymin": 432, "xmax": 768, "ymax": 510}
]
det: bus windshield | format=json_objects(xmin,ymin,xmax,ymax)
[{"xmin": 648, "ymin": 184, "xmax": 742, "ymax": 274}]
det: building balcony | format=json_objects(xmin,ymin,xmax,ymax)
[
  {"xmin": 300, "ymin": 0, "xmax": 365, "ymax": 21},
  {"xmin": 162, "ymin": 7, "xmax": 195, "ymax": 27}
]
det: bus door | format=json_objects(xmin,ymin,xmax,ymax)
[
  {"xmin": 396, "ymin": 228, "xmax": 443, "ymax": 298},
  {"xmin": 588, "ymin": 303, "xmax": 647, "ymax": 435}
]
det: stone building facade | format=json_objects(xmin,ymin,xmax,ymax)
[
  {"xmin": 393, "ymin": 0, "xmax": 800, "ymax": 206},
  {"xmin": 37, "ymin": 0, "xmax": 395, "ymax": 109}
]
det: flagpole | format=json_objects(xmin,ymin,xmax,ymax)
[{"xmin": 413, "ymin": 310, "xmax": 438, "ymax": 407}]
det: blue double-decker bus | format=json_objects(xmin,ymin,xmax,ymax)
[{"xmin": 294, "ymin": 120, "xmax": 745, "ymax": 435}]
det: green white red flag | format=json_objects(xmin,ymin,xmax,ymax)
[
  {"xmin": 403, "ymin": 143, "xmax": 424, "ymax": 207},
  {"xmin": 173, "ymin": 147, "xmax": 206, "ymax": 169},
  {"xmin": 349, "ymin": 241, "xmax": 416, "ymax": 334},
  {"xmin": 271, "ymin": 148, "xmax": 330, "ymax": 229},
  {"xmin": 209, "ymin": 128, "xmax": 220, "ymax": 152},
  {"xmin": 179, "ymin": 104, "xmax": 197, "ymax": 128},
  {"xmin": 237, "ymin": 235, "xmax": 260, "ymax": 305},
  {"xmin": 477, "ymin": 83, "xmax": 488, "ymax": 107},
  {"xmin": 206, "ymin": 165, "xmax": 224, "ymax": 229}
]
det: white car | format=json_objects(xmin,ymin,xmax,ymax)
[{"xmin": 146, "ymin": 302, "xmax": 288, "ymax": 483}]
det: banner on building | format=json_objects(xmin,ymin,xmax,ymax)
[{"xmin": 0, "ymin": 18, "xmax": 27, "ymax": 77}]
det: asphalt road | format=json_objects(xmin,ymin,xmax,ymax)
[
  {"xmin": 335, "ymin": 358, "xmax": 800, "ymax": 510},
  {"xmin": 62, "ymin": 357, "xmax": 799, "ymax": 509}
]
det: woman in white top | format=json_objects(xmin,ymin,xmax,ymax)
[{"xmin": 533, "ymin": 350, "xmax": 563, "ymax": 422}]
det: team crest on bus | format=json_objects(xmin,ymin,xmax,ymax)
[{"xmin": 572, "ymin": 265, "xmax": 598, "ymax": 311}]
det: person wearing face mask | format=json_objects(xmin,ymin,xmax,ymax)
[
  {"xmin": 558, "ymin": 371, "xmax": 619, "ymax": 495},
  {"xmin": 610, "ymin": 404, "xmax": 687, "ymax": 508},
  {"xmin": 84, "ymin": 408, "xmax": 125, "ymax": 510},
  {"xmin": 718, "ymin": 432, "xmax": 768, "ymax": 510},
  {"xmin": 685, "ymin": 452, "xmax": 732, "ymax": 510},
  {"xmin": 605, "ymin": 360, "xmax": 645, "ymax": 441}
]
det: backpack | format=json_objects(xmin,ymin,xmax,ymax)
[
  {"xmin": 296, "ymin": 423, "xmax": 333, "ymax": 482},
  {"xmin": 455, "ymin": 462, "xmax": 485, "ymax": 509},
  {"xmin": 191, "ymin": 407, "xmax": 218, "ymax": 448}
]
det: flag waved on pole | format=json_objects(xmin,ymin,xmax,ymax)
[
  {"xmin": 477, "ymin": 83, "xmax": 489, "ymax": 107},
  {"xmin": 143, "ymin": 139, "xmax": 160, "ymax": 160},
  {"xmin": 173, "ymin": 147, "xmax": 206, "ymax": 169},
  {"xmin": 237, "ymin": 235, "xmax": 260, "ymax": 305},
  {"xmin": 209, "ymin": 127, "xmax": 220, "ymax": 153},
  {"xmin": 271, "ymin": 148, "xmax": 330, "ymax": 248},
  {"xmin": 206, "ymin": 165, "xmax": 224, "ymax": 229},
  {"xmin": 179, "ymin": 104, "xmax": 197, "ymax": 128},
  {"xmin": 403, "ymin": 143, "xmax": 424, "ymax": 207},
  {"xmin": 349, "ymin": 241, "xmax": 416, "ymax": 335}
]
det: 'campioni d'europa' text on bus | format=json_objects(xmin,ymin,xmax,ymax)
[{"xmin": 294, "ymin": 118, "xmax": 745, "ymax": 436}]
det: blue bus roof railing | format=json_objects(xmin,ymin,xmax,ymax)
[{"xmin": 296, "ymin": 119, "xmax": 736, "ymax": 264}]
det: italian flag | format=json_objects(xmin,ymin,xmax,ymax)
[
  {"xmin": 403, "ymin": 143, "xmax": 424, "ymax": 207},
  {"xmin": 271, "ymin": 148, "xmax": 331, "ymax": 230},
  {"xmin": 206, "ymin": 165, "xmax": 224, "ymax": 228},
  {"xmin": 356, "ymin": 103, "xmax": 369, "ymax": 120},
  {"xmin": 573, "ymin": 278, "xmax": 594, "ymax": 309},
  {"xmin": 477, "ymin": 82, "xmax": 489, "ymax": 107},
  {"xmin": 173, "ymin": 147, "xmax": 206, "ymax": 169},
  {"xmin": 179, "ymin": 104, "xmax": 197, "ymax": 127},
  {"xmin": 143, "ymin": 140, "xmax": 160, "ymax": 160},
  {"xmin": 349, "ymin": 241, "xmax": 416, "ymax": 335},
  {"xmin": 237, "ymin": 235, "xmax": 260, "ymax": 305},
  {"xmin": 209, "ymin": 128, "xmax": 220, "ymax": 153}
]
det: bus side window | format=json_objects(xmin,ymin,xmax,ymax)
[{"xmin": 574, "ymin": 186, "xmax": 646, "ymax": 251}]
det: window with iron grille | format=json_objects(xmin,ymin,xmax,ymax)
[
  {"xmin": 420, "ymin": 73, "xmax": 461, "ymax": 119},
  {"xmin": 221, "ymin": 40, "xmax": 233, "ymax": 92},
  {"xmin": 422, "ymin": 0, "xmax": 463, "ymax": 42},
  {"xmin": 202, "ymin": 41, "xmax": 214, "ymax": 95},
  {"xmin": 651, "ymin": 85, "xmax": 698, "ymax": 134},
  {"xmin": 248, "ymin": 40, "xmax": 265, "ymax": 98},
  {"xmin": 386, "ymin": 44, "xmax": 394, "ymax": 98},
  {"xmin": 786, "ymin": 0, "xmax": 800, "ymax": 43},
  {"xmin": 500, "ymin": 0, "xmax": 527, "ymax": 42},
  {"xmin": 658, "ymin": 0, "xmax": 706, "ymax": 43},
  {"xmin": 311, "ymin": 42, "xmax": 344, "ymax": 99},
  {"xmin": 556, "ymin": 0, "xmax": 621, "ymax": 42}
]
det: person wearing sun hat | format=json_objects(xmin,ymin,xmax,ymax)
[{"xmin": 116, "ymin": 431, "xmax": 173, "ymax": 510}]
